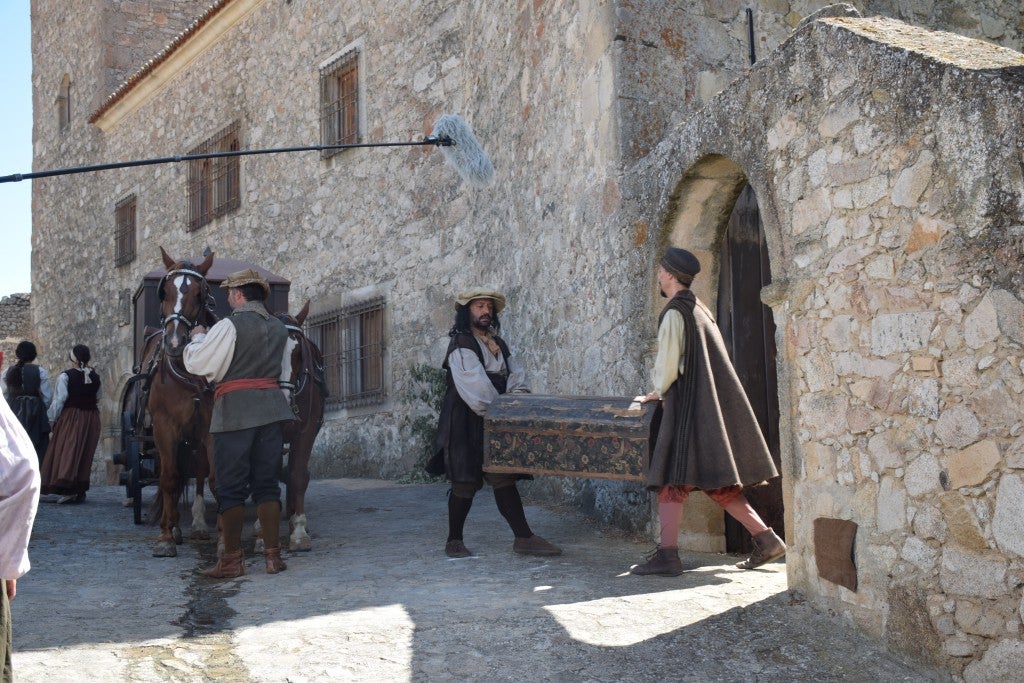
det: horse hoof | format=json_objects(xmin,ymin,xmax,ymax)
[
  {"xmin": 173, "ymin": 527, "xmax": 183, "ymax": 545},
  {"xmin": 191, "ymin": 528, "xmax": 210, "ymax": 541},
  {"xmin": 153, "ymin": 541, "xmax": 178, "ymax": 557},
  {"xmin": 289, "ymin": 536, "xmax": 312, "ymax": 552}
]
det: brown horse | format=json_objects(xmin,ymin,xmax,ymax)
[
  {"xmin": 142, "ymin": 246, "xmax": 217, "ymax": 557},
  {"xmin": 253, "ymin": 300, "xmax": 326, "ymax": 552}
]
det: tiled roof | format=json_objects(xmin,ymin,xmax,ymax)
[{"xmin": 88, "ymin": 0, "xmax": 235, "ymax": 124}]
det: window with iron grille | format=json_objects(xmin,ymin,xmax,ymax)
[
  {"xmin": 306, "ymin": 297, "xmax": 386, "ymax": 408},
  {"xmin": 319, "ymin": 49, "xmax": 360, "ymax": 158},
  {"xmin": 114, "ymin": 194, "xmax": 137, "ymax": 266},
  {"xmin": 186, "ymin": 122, "xmax": 240, "ymax": 231}
]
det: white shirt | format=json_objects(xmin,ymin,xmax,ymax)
[
  {"xmin": 449, "ymin": 334, "xmax": 529, "ymax": 416},
  {"xmin": 0, "ymin": 398, "xmax": 41, "ymax": 580}
]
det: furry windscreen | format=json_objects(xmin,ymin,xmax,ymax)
[{"xmin": 431, "ymin": 114, "xmax": 495, "ymax": 188}]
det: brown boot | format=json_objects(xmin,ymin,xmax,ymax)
[
  {"xmin": 736, "ymin": 528, "xmax": 787, "ymax": 569},
  {"xmin": 203, "ymin": 549, "xmax": 245, "ymax": 578},
  {"xmin": 264, "ymin": 546, "xmax": 287, "ymax": 574},
  {"xmin": 630, "ymin": 546, "xmax": 685, "ymax": 576}
]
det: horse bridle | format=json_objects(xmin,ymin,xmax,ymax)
[{"xmin": 158, "ymin": 266, "xmax": 213, "ymax": 336}]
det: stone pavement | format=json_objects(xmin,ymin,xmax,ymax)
[{"xmin": 12, "ymin": 480, "xmax": 947, "ymax": 682}]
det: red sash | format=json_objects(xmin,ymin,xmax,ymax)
[{"xmin": 214, "ymin": 377, "xmax": 278, "ymax": 400}]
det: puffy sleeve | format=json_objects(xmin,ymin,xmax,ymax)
[
  {"xmin": 449, "ymin": 348, "xmax": 499, "ymax": 416},
  {"xmin": 39, "ymin": 366, "xmax": 53, "ymax": 407},
  {"xmin": 48, "ymin": 372, "xmax": 68, "ymax": 424},
  {"xmin": 650, "ymin": 309, "xmax": 686, "ymax": 398},
  {"xmin": 183, "ymin": 319, "xmax": 237, "ymax": 383}
]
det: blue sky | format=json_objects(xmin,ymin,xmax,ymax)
[{"xmin": 0, "ymin": 3, "xmax": 32, "ymax": 295}]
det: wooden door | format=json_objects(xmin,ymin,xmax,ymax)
[{"xmin": 716, "ymin": 183, "xmax": 784, "ymax": 553}]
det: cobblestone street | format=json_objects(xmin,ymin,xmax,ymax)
[{"xmin": 12, "ymin": 480, "xmax": 944, "ymax": 682}]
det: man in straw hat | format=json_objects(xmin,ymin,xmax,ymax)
[
  {"xmin": 631, "ymin": 247, "xmax": 786, "ymax": 576},
  {"xmin": 184, "ymin": 267, "xmax": 295, "ymax": 578},
  {"xmin": 426, "ymin": 288, "xmax": 562, "ymax": 558}
]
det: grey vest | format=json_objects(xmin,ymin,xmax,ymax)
[{"xmin": 211, "ymin": 309, "xmax": 295, "ymax": 433}]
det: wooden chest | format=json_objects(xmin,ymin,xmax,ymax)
[{"xmin": 483, "ymin": 394, "xmax": 655, "ymax": 481}]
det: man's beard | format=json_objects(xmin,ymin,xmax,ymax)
[{"xmin": 471, "ymin": 315, "xmax": 492, "ymax": 332}]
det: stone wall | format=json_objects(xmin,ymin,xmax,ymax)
[
  {"xmin": 627, "ymin": 9, "xmax": 1024, "ymax": 678},
  {"xmin": 0, "ymin": 293, "xmax": 34, "ymax": 371}
]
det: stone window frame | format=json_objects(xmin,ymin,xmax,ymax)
[
  {"xmin": 306, "ymin": 295, "xmax": 387, "ymax": 409},
  {"xmin": 56, "ymin": 73, "xmax": 71, "ymax": 132},
  {"xmin": 186, "ymin": 121, "xmax": 241, "ymax": 231},
  {"xmin": 114, "ymin": 193, "xmax": 137, "ymax": 266},
  {"xmin": 319, "ymin": 41, "xmax": 364, "ymax": 159}
]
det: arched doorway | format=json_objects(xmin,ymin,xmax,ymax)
[{"xmin": 716, "ymin": 183, "xmax": 783, "ymax": 553}]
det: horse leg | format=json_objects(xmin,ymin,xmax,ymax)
[
  {"xmin": 288, "ymin": 433, "xmax": 313, "ymax": 552},
  {"xmin": 190, "ymin": 435, "xmax": 213, "ymax": 539},
  {"xmin": 152, "ymin": 430, "xmax": 180, "ymax": 557}
]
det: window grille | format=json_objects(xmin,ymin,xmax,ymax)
[
  {"xmin": 319, "ymin": 50, "xmax": 360, "ymax": 158},
  {"xmin": 186, "ymin": 122, "xmax": 240, "ymax": 231},
  {"xmin": 307, "ymin": 297, "xmax": 386, "ymax": 408},
  {"xmin": 114, "ymin": 194, "xmax": 137, "ymax": 266}
]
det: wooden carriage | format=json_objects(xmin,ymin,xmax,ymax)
[{"xmin": 114, "ymin": 259, "xmax": 290, "ymax": 524}]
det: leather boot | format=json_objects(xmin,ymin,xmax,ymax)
[
  {"xmin": 203, "ymin": 505, "xmax": 245, "ymax": 578},
  {"xmin": 736, "ymin": 527, "xmax": 787, "ymax": 570},
  {"xmin": 264, "ymin": 546, "xmax": 287, "ymax": 574},
  {"xmin": 257, "ymin": 501, "xmax": 286, "ymax": 574},
  {"xmin": 203, "ymin": 549, "xmax": 245, "ymax": 578},
  {"xmin": 630, "ymin": 546, "xmax": 685, "ymax": 576}
]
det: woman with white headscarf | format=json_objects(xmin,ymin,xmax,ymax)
[{"xmin": 40, "ymin": 344, "xmax": 101, "ymax": 504}]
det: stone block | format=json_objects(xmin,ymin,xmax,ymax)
[
  {"xmin": 890, "ymin": 150, "xmax": 934, "ymax": 207},
  {"xmin": 870, "ymin": 311, "xmax": 936, "ymax": 355},
  {"xmin": 935, "ymin": 405, "xmax": 981, "ymax": 449},
  {"xmin": 964, "ymin": 294, "xmax": 1000, "ymax": 349},
  {"xmin": 876, "ymin": 476, "xmax": 906, "ymax": 533},
  {"xmin": 947, "ymin": 440, "xmax": 1001, "ymax": 489},
  {"xmin": 963, "ymin": 639, "xmax": 1024, "ymax": 683},
  {"xmin": 905, "ymin": 452, "xmax": 942, "ymax": 497},
  {"xmin": 940, "ymin": 494, "xmax": 990, "ymax": 551},
  {"xmin": 940, "ymin": 547, "xmax": 1007, "ymax": 599},
  {"xmin": 988, "ymin": 289, "xmax": 1024, "ymax": 347},
  {"xmin": 911, "ymin": 504, "xmax": 946, "ymax": 542},
  {"xmin": 956, "ymin": 599, "xmax": 1008, "ymax": 637},
  {"xmin": 993, "ymin": 474, "xmax": 1024, "ymax": 557}
]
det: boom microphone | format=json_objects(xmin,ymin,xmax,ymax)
[
  {"xmin": 430, "ymin": 114, "xmax": 495, "ymax": 189},
  {"xmin": 0, "ymin": 114, "xmax": 495, "ymax": 188}
]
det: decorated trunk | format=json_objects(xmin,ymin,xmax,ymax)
[{"xmin": 483, "ymin": 394, "xmax": 655, "ymax": 480}]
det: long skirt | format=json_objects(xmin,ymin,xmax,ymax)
[{"xmin": 40, "ymin": 407, "xmax": 100, "ymax": 495}]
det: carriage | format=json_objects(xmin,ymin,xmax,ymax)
[
  {"xmin": 114, "ymin": 256, "xmax": 291, "ymax": 526},
  {"xmin": 114, "ymin": 249, "xmax": 325, "ymax": 554}
]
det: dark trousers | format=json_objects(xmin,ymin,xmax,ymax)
[{"xmin": 212, "ymin": 422, "xmax": 283, "ymax": 512}]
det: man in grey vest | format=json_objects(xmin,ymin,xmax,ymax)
[{"xmin": 184, "ymin": 268, "xmax": 295, "ymax": 578}]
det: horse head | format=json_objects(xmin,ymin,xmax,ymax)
[
  {"xmin": 275, "ymin": 300, "xmax": 311, "ymax": 389},
  {"xmin": 158, "ymin": 246, "xmax": 215, "ymax": 357}
]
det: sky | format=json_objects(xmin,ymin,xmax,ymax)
[{"xmin": 0, "ymin": 3, "xmax": 33, "ymax": 295}]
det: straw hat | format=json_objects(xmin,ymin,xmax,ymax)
[
  {"xmin": 220, "ymin": 268, "xmax": 270, "ymax": 298},
  {"xmin": 455, "ymin": 288, "xmax": 506, "ymax": 313}
]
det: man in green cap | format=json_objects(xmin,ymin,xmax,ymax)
[
  {"xmin": 428, "ymin": 288, "xmax": 562, "ymax": 558},
  {"xmin": 632, "ymin": 247, "xmax": 786, "ymax": 576},
  {"xmin": 184, "ymin": 268, "xmax": 295, "ymax": 578}
]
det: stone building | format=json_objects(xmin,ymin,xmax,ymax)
[
  {"xmin": 30, "ymin": 0, "xmax": 1024, "ymax": 676},
  {"xmin": 0, "ymin": 293, "xmax": 34, "ymax": 366}
]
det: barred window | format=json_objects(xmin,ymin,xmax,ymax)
[
  {"xmin": 114, "ymin": 194, "xmax": 137, "ymax": 266},
  {"xmin": 187, "ymin": 122, "xmax": 240, "ymax": 231},
  {"xmin": 307, "ymin": 297, "xmax": 386, "ymax": 408},
  {"xmin": 57, "ymin": 74, "xmax": 71, "ymax": 132},
  {"xmin": 319, "ymin": 49, "xmax": 360, "ymax": 158}
]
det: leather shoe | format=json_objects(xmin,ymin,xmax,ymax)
[
  {"xmin": 264, "ymin": 547, "xmax": 287, "ymax": 574},
  {"xmin": 630, "ymin": 546, "xmax": 685, "ymax": 576},
  {"xmin": 513, "ymin": 534, "xmax": 562, "ymax": 556},
  {"xmin": 202, "ymin": 549, "xmax": 245, "ymax": 579},
  {"xmin": 445, "ymin": 540, "xmax": 472, "ymax": 558}
]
